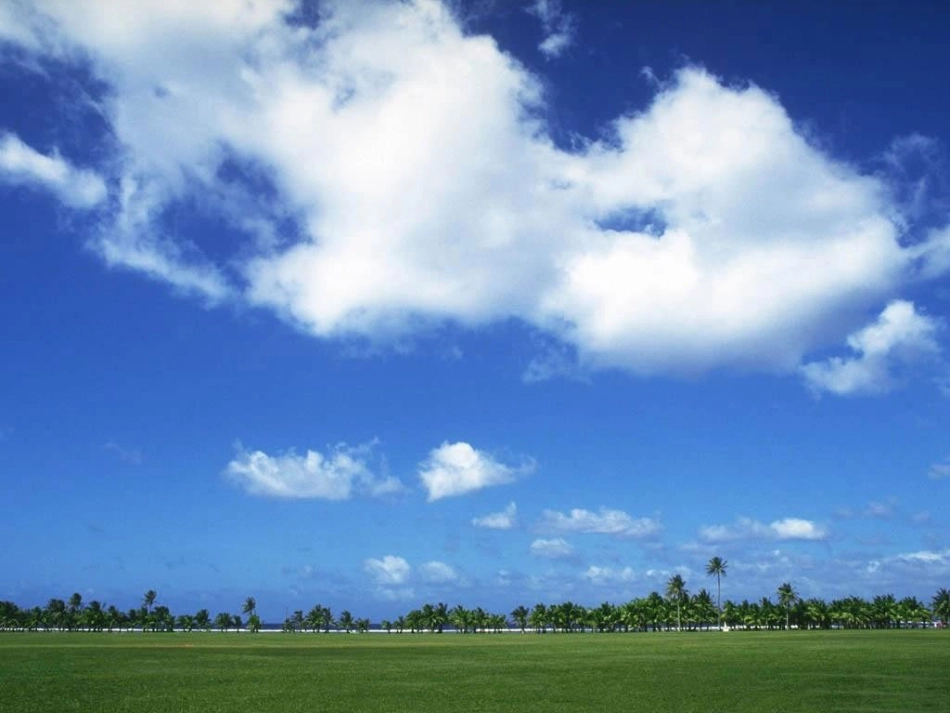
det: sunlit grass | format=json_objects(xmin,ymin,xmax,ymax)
[{"xmin": 1, "ymin": 630, "xmax": 947, "ymax": 712}]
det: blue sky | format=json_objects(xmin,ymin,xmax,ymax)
[{"xmin": 1, "ymin": 0, "xmax": 948, "ymax": 622}]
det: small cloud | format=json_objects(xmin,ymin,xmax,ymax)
[
  {"xmin": 770, "ymin": 518, "xmax": 827, "ymax": 540},
  {"xmin": 862, "ymin": 500, "xmax": 896, "ymax": 519},
  {"xmin": 418, "ymin": 561, "xmax": 458, "ymax": 584},
  {"xmin": 104, "ymin": 441, "xmax": 144, "ymax": 465},
  {"xmin": 419, "ymin": 442, "xmax": 533, "ymax": 501},
  {"xmin": 528, "ymin": 0, "xmax": 576, "ymax": 59},
  {"xmin": 801, "ymin": 301, "xmax": 941, "ymax": 396},
  {"xmin": 537, "ymin": 507, "xmax": 661, "ymax": 538},
  {"xmin": 472, "ymin": 502, "xmax": 518, "ymax": 530},
  {"xmin": 529, "ymin": 537, "xmax": 575, "ymax": 559},
  {"xmin": 583, "ymin": 565, "xmax": 637, "ymax": 585},
  {"xmin": 0, "ymin": 132, "xmax": 107, "ymax": 208},
  {"xmin": 929, "ymin": 458, "xmax": 950, "ymax": 480},
  {"xmin": 225, "ymin": 439, "xmax": 404, "ymax": 500},
  {"xmin": 700, "ymin": 516, "xmax": 827, "ymax": 543},
  {"xmin": 363, "ymin": 555, "xmax": 411, "ymax": 586}
]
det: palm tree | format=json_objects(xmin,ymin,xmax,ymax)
[
  {"xmin": 243, "ymin": 597, "xmax": 257, "ymax": 619},
  {"xmin": 67, "ymin": 592, "xmax": 83, "ymax": 629},
  {"xmin": 215, "ymin": 611, "xmax": 232, "ymax": 632},
  {"xmin": 529, "ymin": 603, "xmax": 547, "ymax": 633},
  {"xmin": 420, "ymin": 603, "xmax": 436, "ymax": 632},
  {"xmin": 666, "ymin": 574, "xmax": 687, "ymax": 631},
  {"xmin": 705, "ymin": 556, "xmax": 728, "ymax": 630},
  {"xmin": 511, "ymin": 605, "xmax": 529, "ymax": 633},
  {"xmin": 932, "ymin": 588, "xmax": 950, "ymax": 627},
  {"xmin": 338, "ymin": 609, "xmax": 355, "ymax": 633},
  {"xmin": 195, "ymin": 609, "xmax": 211, "ymax": 631},
  {"xmin": 83, "ymin": 600, "xmax": 104, "ymax": 631},
  {"xmin": 45, "ymin": 598, "xmax": 66, "ymax": 631},
  {"xmin": 142, "ymin": 590, "xmax": 157, "ymax": 614},
  {"xmin": 777, "ymin": 582, "xmax": 798, "ymax": 630},
  {"xmin": 432, "ymin": 602, "xmax": 449, "ymax": 633},
  {"xmin": 247, "ymin": 613, "xmax": 262, "ymax": 633},
  {"xmin": 451, "ymin": 605, "xmax": 472, "ymax": 634}
]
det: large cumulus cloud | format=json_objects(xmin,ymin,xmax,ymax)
[{"xmin": 2, "ymin": 0, "xmax": 947, "ymax": 389}]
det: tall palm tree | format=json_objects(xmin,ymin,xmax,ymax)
[
  {"xmin": 243, "ymin": 597, "xmax": 257, "ymax": 619},
  {"xmin": 338, "ymin": 609, "xmax": 354, "ymax": 633},
  {"xmin": 666, "ymin": 574, "xmax": 687, "ymax": 631},
  {"xmin": 705, "ymin": 556, "xmax": 728, "ymax": 630},
  {"xmin": 67, "ymin": 592, "xmax": 83, "ymax": 629},
  {"xmin": 142, "ymin": 590, "xmax": 157, "ymax": 613},
  {"xmin": 45, "ymin": 598, "xmax": 66, "ymax": 631},
  {"xmin": 777, "ymin": 582, "xmax": 798, "ymax": 630}
]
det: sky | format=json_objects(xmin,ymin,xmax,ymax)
[{"xmin": 1, "ymin": 0, "xmax": 949, "ymax": 622}]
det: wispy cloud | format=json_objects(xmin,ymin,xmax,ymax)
[
  {"xmin": 472, "ymin": 502, "xmax": 518, "ymax": 529},
  {"xmin": 537, "ymin": 507, "xmax": 661, "ymax": 538},
  {"xmin": 929, "ymin": 458, "xmax": 950, "ymax": 480},
  {"xmin": 103, "ymin": 441, "xmax": 144, "ymax": 465},
  {"xmin": 0, "ymin": 132, "xmax": 106, "ymax": 208},
  {"xmin": 527, "ymin": 0, "xmax": 576, "ymax": 59},
  {"xmin": 419, "ymin": 442, "xmax": 533, "ymax": 501}
]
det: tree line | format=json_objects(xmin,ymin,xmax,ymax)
[
  {"xmin": 3, "ymin": 560, "xmax": 949, "ymax": 634},
  {"xmin": 0, "ymin": 590, "xmax": 263, "ymax": 633}
]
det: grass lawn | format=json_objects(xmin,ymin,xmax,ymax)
[{"xmin": 1, "ymin": 630, "xmax": 947, "ymax": 712}]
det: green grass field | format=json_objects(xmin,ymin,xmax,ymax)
[{"xmin": 1, "ymin": 631, "xmax": 947, "ymax": 712}]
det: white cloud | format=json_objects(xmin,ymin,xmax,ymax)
[
  {"xmin": 363, "ymin": 555, "xmax": 411, "ymax": 585},
  {"xmin": 528, "ymin": 0, "xmax": 576, "ymax": 59},
  {"xmin": 418, "ymin": 560, "xmax": 458, "ymax": 584},
  {"xmin": 583, "ymin": 565, "xmax": 637, "ymax": 585},
  {"xmin": 770, "ymin": 518, "xmax": 827, "ymax": 540},
  {"xmin": 0, "ymin": 133, "xmax": 106, "ymax": 208},
  {"xmin": 472, "ymin": 502, "xmax": 518, "ymax": 529},
  {"xmin": 699, "ymin": 516, "xmax": 827, "ymax": 543},
  {"xmin": 225, "ymin": 440, "xmax": 403, "ymax": 500},
  {"xmin": 867, "ymin": 549, "xmax": 950, "ymax": 580},
  {"xmin": 3, "ymin": 1, "xmax": 948, "ymax": 389},
  {"xmin": 419, "ymin": 442, "xmax": 532, "ymax": 501},
  {"xmin": 537, "ymin": 507, "xmax": 661, "ymax": 538},
  {"xmin": 801, "ymin": 300, "xmax": 941, "ymax": 395},
  {"xmin": 529, "ymin": 537, "xmax": 574, "ymax": 559},
  {"xmin": 929, "ymin": 458, "xmax": 950, "ymax": 480}
]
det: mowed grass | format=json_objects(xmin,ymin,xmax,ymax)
[{"xmin": 1, "ymin": 631, "xmax": 947, "ymax": 712}]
